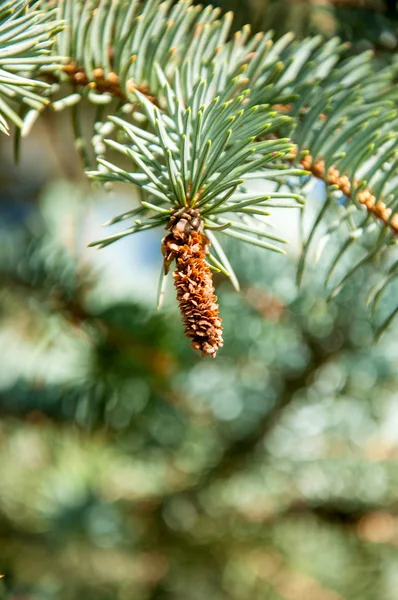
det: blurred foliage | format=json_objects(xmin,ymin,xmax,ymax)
[
  {"xmin": 1, "ymin": 1, "xmax": 398, "ymax": 600},
  {"xmin": 203, "ymin": 0, "xmax": 398, "ymax": 54},
  {"xmin": 1, "ymin": 173, "xmax": 398, "ymax": 599}
]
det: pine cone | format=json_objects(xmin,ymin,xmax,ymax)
[{"xmin": 162, "ymin": 208, "xmax": 223, "ymax": 358}]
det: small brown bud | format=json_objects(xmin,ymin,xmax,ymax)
[
  {"xmin": 107, "ymin": 72, "xmax": 119, "ymax": 85},
  {"xmin": 93, "ymin": 68, "xmax": 105, "ymax": 80}
]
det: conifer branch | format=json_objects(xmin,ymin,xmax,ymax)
[
  {"xmin": 0, "ymin": 0, "xmax": 63, "ymax": 133},
  {"xmin": 300, "ymin": 155, "xmax": 398, "ymax": 235},
  {"xmin": 2, "ymin": 0, "xmax": 398, "ymax": 347}
]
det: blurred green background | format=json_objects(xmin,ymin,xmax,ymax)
[{"xmin": 1, "ymin": 1, "xmax": 398, "ymax": 599}]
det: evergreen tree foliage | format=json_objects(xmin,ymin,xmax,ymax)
[
  {"xmin": 1, "ymin": 0, "xmax": 397, "ymax": 344},
  {"xmin": 0, "ymin": 181, "xmax": 398, "ymax": 599},
  {"xmin": 1, "ymin": 2, "xmax": 398, "ymax": 598}
]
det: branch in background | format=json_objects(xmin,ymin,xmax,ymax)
[
  {"xmin": 300, "ymin": 154, "xmax": 398, "ymax": 234},
  {"xmin": 386, "ymin": 0, "xmax": 398, "ymax": 17},
  {"xmin": 326, "ymin": 0, "xmax": 386, "ymax": 9}
]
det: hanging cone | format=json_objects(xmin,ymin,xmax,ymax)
[{"xmin": 162, "ymin": 207, "xmax": 223, "ymax": 358}]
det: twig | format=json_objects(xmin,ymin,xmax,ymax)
[{"xmin": 300, "ymin": 154, "xmax": 398, "ymax": 235}]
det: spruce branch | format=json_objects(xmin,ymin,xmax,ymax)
[
  {"xmin": 23, "ymin": 2, "xmax": 397, "ymax": 240},
  {"xmin": 2, "ymin": 0, "xmax": 398, "ymax": 347},
  {"xmin": 0, "ymin": 0, "xmax": 64, "ymax": 134},
  {"xmin": 300, "ymin": 154, "xmax": 398, "ymax": 234},
  {"xmin": 40, "ymin": 1, "xmax": 397, "ymax": 243},
  {"xmin": 87, "ymin": 70, "xmax": 298, "ymax": 355}
]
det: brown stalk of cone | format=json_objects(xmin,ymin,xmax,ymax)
[
  {"xmin": 300, "ymin": 154, "xmax": 398, "ymax": 234},
  {"xmin": 162, "ymin": 207, "xmax": 223, "ymax": 358}
]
